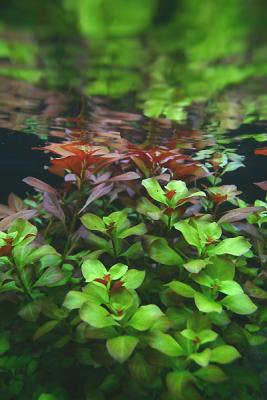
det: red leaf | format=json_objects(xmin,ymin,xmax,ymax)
[{"xmin": 255, "ymin": 147, "xmax": 267, "ymax": 156}]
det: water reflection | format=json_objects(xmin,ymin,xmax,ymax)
[{"xmin": 0, "ymin": 0, "xmax": 265, "ymax": 188}]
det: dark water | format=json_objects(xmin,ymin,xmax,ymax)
[
  {"xmin": 0, "ymin": 0, "xmax": 266, "ymax": 202},
  {"xmin": 0, "ymin": 1, "xmax": 266, "ymax": 397}
]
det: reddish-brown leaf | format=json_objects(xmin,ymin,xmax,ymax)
[
  {"xmin": 218, "ymin": 207, "xmax": 265, "ymax": 224},
  {"xmin": 254, "ymin": 181, "xmax": 267, "ymax": 191},
  {"xmin": 23, "ymin": 177, "xmax": 57, "ymax": 195},
  {"xmin": 255, "ymin": 147, "xmax": 267, "ymax": 156}
]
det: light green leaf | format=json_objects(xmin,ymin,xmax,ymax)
[
  {"xmin": 194, "ymin": 293, "xmax": 222, "ymax": 313},
  {"xmin": 81, "ymin": 213, "xmax": 106, "ymax": 232},
  {"xmin": 210, "ymin": 345, "xmax": 240, "ymax": 364},
  {"xmin": 198, "ymin": 329, "xmax": 218, "ymax": 345},
  {"xmin": 82, "ymin": 259, "xmax": 107, "ymax": 282},
  {"xmin": 117, "ymin": 223, "xmax": 146, "ymax": 239},
  {"xmin": 80, "ymin": 302, "xmax": 117, "ymax": 328},
  {"xmin": 127, "ymin": 305, "xmax": 164, "ymax": 331},
  {"xmin": 149, "ymin": 331, "xmax": 184, "ymax": 356},
  {"xmin": 181, "ymin": 329, "xmax": 217, "ymax": 345},
  {"xmin": 190, "ymin": 349, "xmax": 211, "ymax": 367},
  {"xmin": 184, "ymin": 259, "xmax": 208, "ymax": 273},
  {"xmin": 63, "ymin": 291, "xmax": 92, "ymax": 310},
  {"xmin": 221, "ymin": 294, "xmax": 257, "ymax": 315},
  {"xmin": 219, "ymin": 280, "xmax": 243, "ymax": 295},
  {"xmin": 208, "ymin": 236, "xmax": 251, "ymax": 256},
  {"xmin": 109, "ymin": 263, "xmax": 128, "ymax": 280},
  {"xmin": 106, "ymin": 335, "xmax": 139, "ymax": 363},
  {"xmin": 205, "ymin": 257, "xmax": 235, "ymax": 280},
  {"xmin": 167, "ymin": 281, "xmax": 196, "ymax": 298},
  {"xmin": 83, "ymin": 283, "xmax": 109, "ymax": 304},
  {"xmin": 142, "ymin": 178, "xmax": 166, "ymax": 204},
  {"xmin": 174, "ymin": 221, "xmax": 200, "ymax": 249},
  {"xmin": 122, "ymin": 269, "xmax": 145, "ymax": 289}
]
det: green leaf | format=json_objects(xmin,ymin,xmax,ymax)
[
  {"xmin": 117, "ymin": 223, "xmax": 146, "ymax": 239},
  {"xmin": 149, "ymin": 331, "xmax": 184, "ymax": 356},
  {"xmin": 181, "ymin": 329, "xmax": 217, "ymax": 345},
  {"xmin": 190, "ymin": 349, "xmax": 211, "ymax": 367},
  {"xmin": 27, "ymin": 245, "xmax": 58, "ymax": 264},
  {"xmin": 166, "ymin": 371, "xmax": 196, "ymax": 398},
  {"xmin": 174, "ymin": 221, "xmax": 200, "ymax": 249},
  {"xmin": 198, "ymin": 330, "xmax": 218, "ymax": 345},
  {"xmin": 147, "ymin": 237, "xmax": 183, "ymax": 265},
  {"xmin": 208, "ymin": 237, "xmax": 251, "ymax": 256},
  {"xmin": 142, "ymin": 177, "xmax": 166, "ymax": 204},
  {"xmin": 167, "ymin": 281, "xmax": 196, "ymax": 298},
  {"xmin": 184, "ymin": 259, "xmax": 208, "ymax": 273},
  {"xmin": 127, "ymin": 305, "xmax": 164, "ymax": 331},
  {"xmin": 81, "ymin": 213, "xmax": 106, "ymax": 232},
  {"xmin": 194, "ymin": 365, "xmax": 227, "ymax": 382},
  {"xmin": 63, "ymin": 291, "xmax": 92, "ymax": 310},
  {"xmin": 0, "ymin": 333, "xmax": 10, "ymax": 355},
  {"xmin": 18, "ymin": 300, "xmax": 41, "ymax": 322},
  {"xmin": 128, "ymin": 353, "xmax": 156, "ymax": 384},
  {"xmin": 82, "ymin": 259, "xmax": 107, "ymax": 282},
  {"xmin": 33, "ymin": 266, "xmax": 65, "ymax": 287},
  {"xmin": 121, "ymin": 242, "xmax": 143, "ymax": 259},
  {"xmin": 83, "ymin": 283, "xmax": 109, "ymax": 304},
  {"xmin": 87, "ymin": 232, "xmax": 110, "ymax": 250},
  {"xmin": 205, "ymin": 257, "xmax": 235, "ymax": 280},
  {"xmin": 12, "ymin": 245, "xmax": 32, "ymax": 268},
  {"xmin": 109, "ymin": 263, "xmax": 128, "ymax": 280},
  {"xmin": 221, "ymin": 293, "xmax": 257, "ymax": 315},
  {"xmin": 122, "ymin": 269, "xmax": 145, "ymax": 289},
  {"xmin": 38, "ymin": 394, "xmax": 57, "ymax": 400},
  {"xmin": 210, "ymin": 345, "xmax": 240, "ymax": 364},
  {"xmin": 9, "ymin": 218, "xmax": 37, "ymax": 246},
  {"xmin": 244, "ymin": 280, "xmax": 267, "ymax": 299},
  {"xmin": 219, "ymin": 280, "xmax": 243, "ymax": 295},
  {"xmin": 136, "ymin": 197, "xmax": 162, "ymax": 220},
  {"xmin": 33, "ymin": 320, "xmax": 59, "ymax": 340},
  {"xmin": 106, "ymin": 335, "xmax": 139, "ymax": 363},
  {"xmin": 194, "ymin": 293, "xmax": 222, "ymax": 313},
  {"xmin": 80, "ymin": 302, "xmax": 117, "ymax": 328}
]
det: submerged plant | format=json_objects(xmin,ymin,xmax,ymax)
[{"xmin": 0, "ymin": 134, "xmax": 266, "ymax": 400}]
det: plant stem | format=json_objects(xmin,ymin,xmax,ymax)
[
  {"xmin": 62, "ymin": 178, "xmax": 84, "ymax": 261},
  {"xmin": 111, "ymin": 235, "xmax": 117, "ymax": 258},
  {"xmin": 13, "ymin": 263, "xmax": 32, "ymax": 300}
]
